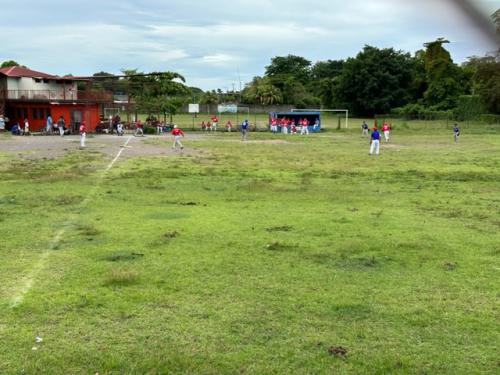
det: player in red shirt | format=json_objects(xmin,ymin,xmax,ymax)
[
  {"xmin": 226, "ymin": 120, "xmax": 232, "ymax": 132},
  {"xmin": 381, "ymin": 122, "xmax": 390, "ymax": 142},
  {"xmin": 300, "ymin": 118, "xmax": 309, "ymax": 135},
  {"xmin": 211, "ymin": 116, "xmax": 218, "ymax": 131},
  {"xmin": 171, "ymin": 125, "xmax": 184, "ymax": 150},
  {"xmin": 135, "ymin": 119, "xmax": 144, "ymax": 136}
]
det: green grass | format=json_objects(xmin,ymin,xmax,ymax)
[{"xmin": 0, "ymin": 121, "xmax": 499, "ymax": 374}]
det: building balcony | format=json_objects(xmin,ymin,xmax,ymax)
[{"xmin": 0, "ymin": 89, "xmax": 113, "ymax": 102}]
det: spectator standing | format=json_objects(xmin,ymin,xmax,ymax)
[
  {"xmin": 57, "ymin": 116, "xmax": 65, "ymax": 136},
  {"xmin": 23, "ymin": 118, "xmax": 30, "ymax": 136},
  {"xmin": 108, "ymin": 115, "xmax": 113, "ymax": 133},
  {"xmin": 112, "ymin": 115, "xmax": 121, "ymax": 134},
  {"xmin": 46, "ymin": 114, "xmax": 53, "ymax": 133},
  {"xmin": 226, "ymin": 120, "xmax": 232, "ymax": 132},
  {"xmin": 313, "ymin": 118, "xmax": 320, "ymax": 131},
  {"xmin": 79, "ymin": 121, "xmax": 86, "ymax": 148},
  {"xmin": 117, "ymin": 123, "xmax": 124, "ymax": 136},
  {"xmin": 0, "ymin": 115, "xmax": 5, "ymax": 132}
]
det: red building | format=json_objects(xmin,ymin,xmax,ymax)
[{"xmin": 0, "ymin": 66, "xmax": 111, "ymax": 132}]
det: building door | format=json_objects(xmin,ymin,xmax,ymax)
[{"xmin": 70, "ymin": 109, "xmax": 82, "ymax": 134}]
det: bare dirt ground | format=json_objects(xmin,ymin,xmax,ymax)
[
  {"xmin": 0, "ymin": 132, "xmax": 305, "ymax": 160},
  {"xmin": 0, "ymin": 133, "xmax": 209, "ymax": 160}
]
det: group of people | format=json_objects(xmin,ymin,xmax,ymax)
[
  {"xmin": 365, "ymin": 120, "xmax": 461, "ymax": 156},
  {"xmin": 269, "ymin": 117, "xmax": 320, "ymax": 134},
  {"xmin": 365, "ymin": 120, "xmax": 391, "ymax": 155},
  {"xmin": 200, "ymin": 115, "xmax": 221, "ymax": 131},
  {"xmin": 44, "ymin": 115, "xmax": 69, "ymax": 136},
  {"xmin": 171, "ymin": 118, "xmax": 249, "ymax": 150},
  {"xmin": 0, "ymin": 115, "xmax": 8, "ymax": 132},
  {"xmin": 362, "ymin": 121, "xmax": 391, "ymax": 141}
]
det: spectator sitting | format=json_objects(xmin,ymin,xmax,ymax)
[{"xmin": 11, "ymin": 123, "xmax": 21, "ymax": 135}]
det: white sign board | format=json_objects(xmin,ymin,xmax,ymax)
[{"xmin": 188, "ymin": 104, "xmax": 200, "ymax": 113}]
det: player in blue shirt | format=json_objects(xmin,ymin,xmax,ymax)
[
  {"xmin": 453, "ymin": 124, "xmax": 460, "ymax": 143},
  {"xmin": 369, "ymin": 128, "xmax": 380, "ymax": 155},
  {"xmin": 361, "ymin": 121, "xmax": 369, "ymax": 137},
  {"xmin": 241, "ymin": 119, "xmax": 249, "ymax": 141}
]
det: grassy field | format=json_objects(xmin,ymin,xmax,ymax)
[{"xmin": 0, "ymin": 121, "xmax": 499, "ymax": 374}]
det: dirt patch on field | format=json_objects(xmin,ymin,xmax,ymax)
[{"xmin": 0, "ymin": 133, "xmax": 207, "ymax": 160}]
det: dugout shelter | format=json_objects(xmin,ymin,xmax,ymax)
[{"xmin": 269, "ymin": 111, "xmax": 321, "ymax": 132}]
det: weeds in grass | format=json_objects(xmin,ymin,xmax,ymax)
[
  {"xmin": 0, "ymin": 196, "xmax": 17, "ymax": 205},
  {"xmin": 76, "ymin": 224, "xmax": 100, "ymax": 237},
  {"xmin": 265, "ymin": 241, "xmax": 296, "ymax": 251},
  {"xmin": 55, "ymin": 194, "xmax": 82, "ymax": 205},
  {"xmin": 338, "ymin": 255, "xmax": 379, "ymax": 268},
  {"xmin": 179, "ymin": 201, "xmax": 198, "ymax": 206},
  {"xmin": 104, "ymin": 252, "xmax": 144, "ymax": 262},
  {"xmin": 443, "ymin": 261, "xmax": 457, "ymax": 270},
  {"xmin": 104, "ymin": 268, "xmax": 139, "ymax": 287},
  {"xmin": 265, "ymin": 225, "xmax": 293, "ymax": 232},
  {"xmin": 328, "ymin": 346, "xmax": 348, "ymax": 357},
  {"xmin": 164, "ymin": 230, "xmax": 179, "ymax": 238}
]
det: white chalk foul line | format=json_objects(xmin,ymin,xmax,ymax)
[
  {"xmin": 9, "ymin": 136, "xmax": 133, "ymax": 308},
  {"xmin": 106, "ymin": 135, "xmax": 132, "ymax": 172}
]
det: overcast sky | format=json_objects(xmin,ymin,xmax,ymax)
[{"xmin": 1, "ymin": 0, "xmax": 498, "ymax": 90}]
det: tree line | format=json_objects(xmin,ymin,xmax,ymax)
[
  {"xmin": 241, "ymin": 37, "xmax": 499, "ymax": 117},
  {"xmin": 2, "ymin": 10, "xmax": 499, "ymax": 119}
]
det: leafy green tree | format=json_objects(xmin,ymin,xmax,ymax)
[
  {"xmin": 493, "ymin": 8, "xmax": 500, "ymax": 34},
  {"xmin": 265, "ymin": 55, "xmax": 312, "ymax": 103},
  {"xmin": 422, "ymin": 39, "xmax": 467, "ymax": 109},
  {"xmin": 91, "ymin": 71, "xmax": 128, "ymax": 93},
  {"xmin": 242, "ymin": 76, "xmax": 282, "ymax": 105},
  {"xmin": 200, "ymin": 90, "xmax": 219, "ymax": 113},
  {"xmin": 0, "ymin": 60, "xmax": 20, "ymax": 68},
  {"xmin": 265, "ymin": 55, "xmax": 312, "ymax": 85},
  {"xmin": 122, "ymin": 69, "xmax": 189, "ymax": 120},
  {"xmin": 189, "ymin": 87, "xmax": 204, "ymax": 102},
  {"xmin": 309, "ymin": 60, "xmax": 344, "ymax": 107},
  {"xmin": 335, "ymin": 45, "xmax": 416, "ymax": 115},
  {"xmin": 465, "ymin": 55, "xmax": 500, "ymax": 113}
]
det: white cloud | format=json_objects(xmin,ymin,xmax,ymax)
[
  {"xmin": 202, "ymin": 54, "xmax": 241, "ymax": 66},
  {"xmin": 1, "ymin": 0, "xmax": 496, "ymax": 90}
]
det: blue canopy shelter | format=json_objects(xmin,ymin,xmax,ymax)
[{"xmin": 269, "ymin": 111, "xmax": 321, "ymax": 132}]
